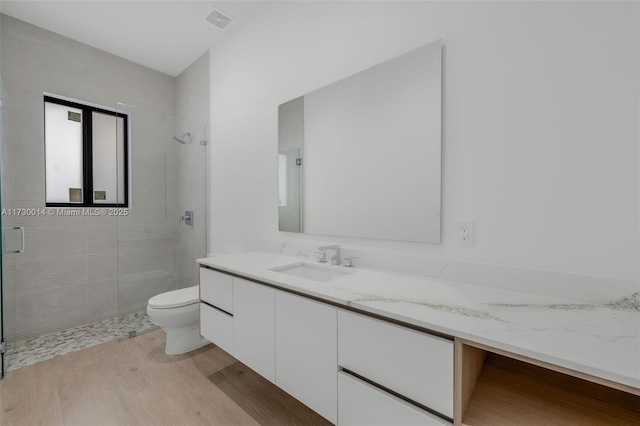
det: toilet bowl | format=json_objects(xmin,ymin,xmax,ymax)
[{"xmin": 147, "ymin": 286, "xmax": 209, "ymax": 355}]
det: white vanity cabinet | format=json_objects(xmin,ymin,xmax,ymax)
[
  {"xmin": 199, "ymin": 265, "xmax": 456, "ymax": 425},
  {"xmin": 275, "ymin": 292, "xmax": 338, "ymax": 424},
  {"xmin": 233, "ymin": 278, "xmax": 276, "ymax": 383},
  {"xmin": 199, "ymin": 259, "xmax": 640, "ymax": 426},
  {"xmin": 199, "ymin": 268, "xmax": 234, "ymax": 355},
  {"xmin": 338, "ymin": 372, "xmax": 451, "ymax": 426},
  {"xmin": 338, "ymin": 310, "xmax": 454, "ymax": 421},
  {"xmin": 200, "ymin": 304, "xmax": 234, "ymax": 355},
  {"xmin": 200, "ymin": 267, "xmax": 233, "ymax": 313}
]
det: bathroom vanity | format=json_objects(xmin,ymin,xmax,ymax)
[{"xmin": 198, "ymin": 252, "xmax": 640, "ymax": 425}]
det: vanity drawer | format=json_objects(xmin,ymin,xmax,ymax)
[
  {"xmin": 338, "ymin": 372, "xmax": 451, "ymax": 426},
  {"xmin": 200, "ymin": 303, "xmax": 233, "ymax": 355},
  {"xmin": 338, "ymin": 310, "xmax": 453, "ymax": 418},
  {"xmin": 200, "ymin": 267, "xmax": 233, "ymax": 313}
]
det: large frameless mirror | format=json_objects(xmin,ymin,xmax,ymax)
[{"xmin": 278, "ymin": 39, "xmax": 442, "ymax": 243}]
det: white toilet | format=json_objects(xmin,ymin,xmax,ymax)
[{"xmin": 147, "ymin": 286, "xmax": 209, "ymax": 355}]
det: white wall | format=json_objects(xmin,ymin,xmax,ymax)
[{"xmin": 208, "ymin": 1, "xmax": 639, "ymax": 282}]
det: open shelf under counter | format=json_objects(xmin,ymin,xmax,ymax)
[{"xmin": 454, "ymin": 338, "xmax": 640, "ymax": 426}]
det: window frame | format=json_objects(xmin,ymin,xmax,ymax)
[{"xmin": 44, "ymin": 95, "xmax": 129, "ymax": 208}]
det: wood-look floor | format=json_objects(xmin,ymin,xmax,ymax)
[{"xmin": 0, "ymin": 330, "xmax": 332, "ymax": 426}]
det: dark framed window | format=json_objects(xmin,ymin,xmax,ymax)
[{"xmin": 44, "ymin": 95, "xmax": 129, "ymax": 207}]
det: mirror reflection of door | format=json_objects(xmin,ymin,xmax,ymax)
[
  {"xmin": 279, "ymin": 148, "xmax": 301, "ymax": 232},
  {"xmin": 278, "ymin": 95, "xmax": 304, "ymax": 233}
]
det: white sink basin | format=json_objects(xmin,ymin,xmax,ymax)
[{"xmin": 270, "ymin": 262, "xmax": 352, "ymax": 283}]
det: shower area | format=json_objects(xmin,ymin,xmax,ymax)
[
  {"xmin": 112, "ymin": 103, "xmax": 207, "ymax": 339},
  {"xmin": 0, "ymin": 99, "xmax": 207, "ymax": 374}
]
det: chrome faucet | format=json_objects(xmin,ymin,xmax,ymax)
[{"xmin": 318, "ymin": 245, "xmax": 341, "ymax": 265}]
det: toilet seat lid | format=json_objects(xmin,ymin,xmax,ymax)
[{"xmin": 148, "ymin": 286, "xmax": 199, "ymax": 309}]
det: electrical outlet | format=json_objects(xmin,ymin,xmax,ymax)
[{"xmin": 457, "ymin": 222, "xmax": 474, "ymax": 247}]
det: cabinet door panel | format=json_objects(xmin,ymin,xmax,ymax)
[
  {"xmin": 200, "ymin": 267, "xmax": 233, "ymax": 313},
  {"xmin": 233, "ymin": 278, "xmax": 275, "ymax": 382},
  {"xmin": 200, "ymin": 303, "xmax": 233, "ymax": 355},
  {"xmin": 338, "ymin": 372, "xmax": 451, "ymax": 426},
  {"xmin": 338, "ymin": 310, "xmax": 454, "ymax": 418},
  {"xmin": 275, "ymin": 292, "xmax": 338, "ymax": 424}
]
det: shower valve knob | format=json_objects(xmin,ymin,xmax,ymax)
[{"xmin": 181, "ymin": 211, "xmax": 193, "ymax": 225}]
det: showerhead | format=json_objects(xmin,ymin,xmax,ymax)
[{"xmin": 173, "ymin": 132, "xmax": 190, "ymax": 144}]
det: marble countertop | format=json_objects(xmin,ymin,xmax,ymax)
[{"xmin": 197, "ymin": 252, "xmax": 640, "ymax": 390}]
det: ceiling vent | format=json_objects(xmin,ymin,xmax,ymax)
[{"xmin": 205, "ymin": 8, "xmax": 234, "ymax": 30}]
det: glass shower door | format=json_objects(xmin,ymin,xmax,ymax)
[
  {"xmin": 1, "ymin": 78, "xmax": 6, "ymax": 376},
  {"xmin": 115, "ymin": 103, "xmax": 207, "ymax": 338}
]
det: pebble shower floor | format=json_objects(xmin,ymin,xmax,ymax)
[{"xmin": 4, "ymin": 311, "xmax": 157, "ymax": 371}]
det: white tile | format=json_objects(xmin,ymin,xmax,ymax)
[
  {"xmin": 87, "ymin": 279, "xmax": 118, "ymax": 323},
  {"xmin": 88, "ymin": 251, "xmax": 118, "ymax": 282},
  {"xmin": 87, "ymin": 226, "xmax": 118, "ymax": 254}
]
